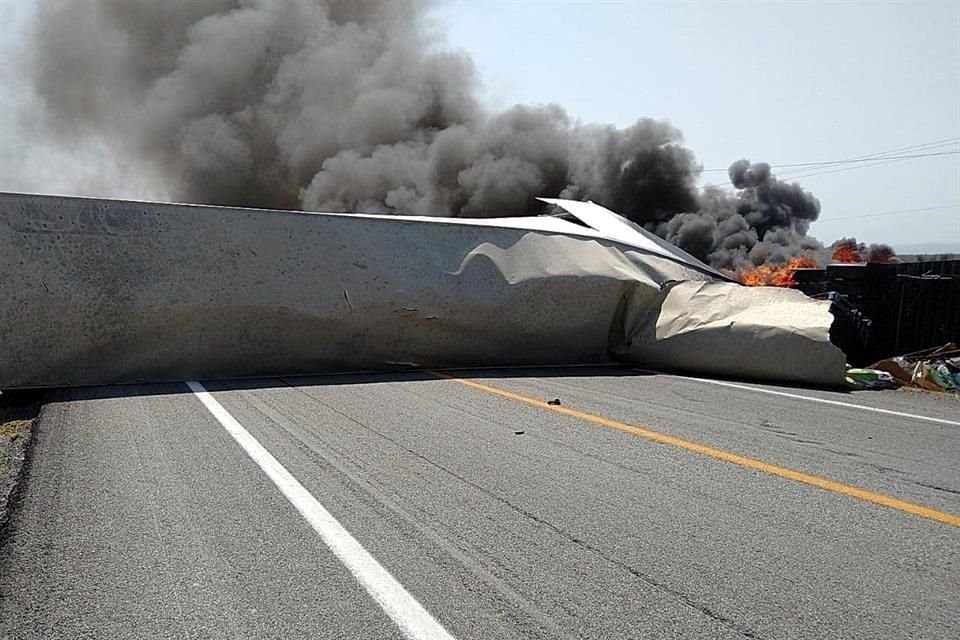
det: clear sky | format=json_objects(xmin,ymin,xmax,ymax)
[
  {"xmin": 1, "ymin": 0, "xmax": 957, "ymax": 251},
  {"xmin": 431, "ymin": 0, "xmax": 960, "ymax": 251}
]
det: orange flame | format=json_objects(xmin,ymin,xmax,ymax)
[
  {"xmin": 831, "ymin": 242, "xmax": 861, "ymax": 263},
  {"xmin": 740, "ymin": 256, "xmax": 818, "ymax": 287}
]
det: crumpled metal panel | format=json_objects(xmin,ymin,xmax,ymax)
[
  {"xmin": 0, "ymin": 192, "xmax": 845, "ymax": 388},
  {"xmin": 610, "ymin": 280, "xmax": 846, "ymax": 384}
]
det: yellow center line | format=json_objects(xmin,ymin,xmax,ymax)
[{"xmin": 432, "ymin": 371, "xmax": 960, "ymax": 528}]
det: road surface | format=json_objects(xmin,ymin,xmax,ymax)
[{"xmin": 2, "ymin": 367, "xmax": 958, "ymax": 639}]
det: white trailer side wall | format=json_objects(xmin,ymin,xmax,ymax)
[{"xmin": 0, "ymin": 192, "xmax": 845, "ymax": 388}]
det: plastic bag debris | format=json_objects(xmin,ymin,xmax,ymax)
[{"xmin": 844, "ymin": 368, "xmax": 901, "ymax": 390}]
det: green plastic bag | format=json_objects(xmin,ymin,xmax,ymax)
[{"xmin": 845, "ymin": 368, "xmax": 901, "ymax": 390}]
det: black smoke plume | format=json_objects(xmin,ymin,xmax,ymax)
[
  {"xmin": 9, "ymin": 0, "xmax": 881, "ymax": 271},
  {"xmin": 655, "ymin": 160, "xmax": 824, "ymax": 270}
]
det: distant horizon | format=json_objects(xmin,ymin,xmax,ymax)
[{"xmin": 893, "ymin": 242, "xmax": 960, "ymax": 256}]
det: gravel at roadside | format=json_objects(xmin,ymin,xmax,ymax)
[{"xmin": 0, "ymin": 391, "xmax": 44, "ymax": 534}]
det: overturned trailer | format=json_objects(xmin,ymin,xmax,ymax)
[{"xmin": 0, "ymin": 192, "xmax": 846, "ymax": 388}]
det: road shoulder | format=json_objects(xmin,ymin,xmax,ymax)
[{"xmin": 0, "ymin": 391, "xmax": 43, "ymax": 535}]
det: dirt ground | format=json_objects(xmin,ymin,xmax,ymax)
[{"xmin": 0, "ymin": 391, "xmax": 44, "ymax": 532}]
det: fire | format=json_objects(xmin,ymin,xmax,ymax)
[
  {"xmin": 831, "ymin": 241, "xmax": 861, "ymax": 263},
  {"xmin": 740, "ymin": 256, "xmax": 818, "ymax": 287}
]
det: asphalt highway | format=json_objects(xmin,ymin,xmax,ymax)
[{"xmin": 1, "ymin": 367, "xmax": 958, "ymax": 639}]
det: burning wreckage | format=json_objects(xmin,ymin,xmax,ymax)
[
  {"xmin": 0, "ymin": 191, "xmax": 846, "ymax": 389},
  {"xmin": 12, "ymin": 0, "xmax": 956, "ymax": 392}
]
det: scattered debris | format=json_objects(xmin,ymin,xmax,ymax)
[
  {"xmin": 869, "ymin": 343, "xmax": 960, "ymax": 393},
  {"xmin": 844, "ymin": 368, "xmax": 901, "ymax": 390},
  {"xmin": 547, "ymin": 399, "xmax": 562, "ymax": 406}
]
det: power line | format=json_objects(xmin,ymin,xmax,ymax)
[
  {"xmin": 774, "ymin": 135, "xmax": 960, "ymax": 173},
  {"xmin": 776, "ymin": 139, "xmax": 960, "ymax": 179},
  {"xmin": 700, "ymin": 147, "xmax": 960, "ymax": 173},
  {"xmin": 818, "ymin": 136, "xmax": 960, "ymax": 162},
  {"xmin": 700, "ymin": 151, "xmax": 960, "ymax": 182},
  {"xmin": 813, "ymin": 203, "xmax": 960, "ymax": 223},
  {"xmin": 782, "ymin": 150, "xmax": 956, "ymax": 169},
  {"xmin": 778, "ymin": 149, "xmax": 960, "ymax": 168},
  {"xmin": 776, "ymin": 152, "xmax": 959, "ymax": 181},
  {"xmin": 700, "ymin": 135, "xmax": 960, "ymax": 175}
]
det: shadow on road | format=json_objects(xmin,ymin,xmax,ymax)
[
  {"xmin": 29, "ymin": 363, "xmax": 852, "ymax": 404},
  {"xmin": 39, "ymin": 365, "xmax": 655, "ymax": 403}
]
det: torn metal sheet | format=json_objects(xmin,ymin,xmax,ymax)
[
  {"xmin": 537, "ymin": 197, "xmax": 730, "ymax": 280},
  {"xmin": 0, "ymin": 191, "xmax": 846, "ymax": 388}
]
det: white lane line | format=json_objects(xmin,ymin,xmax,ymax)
[
  {"xmin": 635, "ymin": 370, "xmax": 960, "ymax": 427},
  {"xmin": 187, "ymin": 381, "xmax": 456, "ymax": 640}
]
